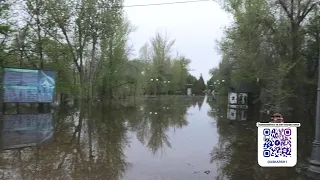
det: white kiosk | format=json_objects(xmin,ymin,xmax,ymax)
[{"xmin": 187, "ymin": 88, "xmax": 192, "ymax": 96}]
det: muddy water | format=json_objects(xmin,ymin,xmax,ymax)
[{"xmin": 0, "ymin": 96, "xmax": 317, "ymax": 180}]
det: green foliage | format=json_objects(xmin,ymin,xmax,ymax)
[
  {"xmin": 0, "ymin": 1, "xmax": 10, "ymax": 35},
  {"xmin": 136, "ymin": 32, "xmax": 202, "ymax": 95},
  {"xmin": 192, "ymin": 74, "xmax": 206, "ymax": 95},
  {"xmin": 1, "ymin": 0, "xmax": 207, "ymax": 104},
  {"xmin": 211, "ymin": 0, "xmax": 320, "ymax": 113}
]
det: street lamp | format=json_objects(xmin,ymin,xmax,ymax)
[
  {"xmin": 308, "ymin": 1, "xmax": 320, "ymax": 177},
  {"xmin": 164, "ymin": 80, "xmax": 170, "ymax": 95},
  {"xmin": 214, "ymin": 79, "xmax": 225, "ymax": 95},
  {"xmin": 150, "ymin": 78, "xmax": 159, "ymax": 96},
  {"xmin": 209, "ymin": 85, "xmax": 214, "ymax": 93},
  {"xmin": 214, "ymin": 79, "xmax": 225, "ymax": 84}
]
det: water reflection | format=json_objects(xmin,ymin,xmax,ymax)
[
  {"xmin": 206, "ymin": 97, "xmax": 316, "ymax": 180},
  {"xmin": 127, "ymin": 97, "xmax": 194, "ymax": 155},
  {"xmin": 6, "ymin": 96, "xmax": 316, "ymax": 179},
  {"xmin": 88, "ymin": 105, "xmax": 130, "ymax": 180},
  {"xmin": 227, "ymin": 108, "xmax": 247, "ymax": 121},
  {"xmin": 124, "ymin": 96, "xmax": 218, "ymax": 180},
  {"xmin": 1, "ymin": 113, "xmax": 54, "ymax": 150},
  {"xmin": 4, "ymin": 96, "xmax": 315, "ymax": 179},
  {"xmin": 0, "ymin": 96, "xmax": 214, "ymax": 180}
]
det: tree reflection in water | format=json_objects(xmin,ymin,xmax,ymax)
[
  {"xmin": 126, "ymin": 96, "xmax": 200, "ymax": 155},
  {"xmin": 85, "ymin": 104, "xmax": 131, "ymax": 180},
  {"xmin": 0, "ymin": 103, "xmax": 131, "ymax": 180},
  {"xmin": 206, "ymin": 97, "xmax": 315, "ymax": 180},
  {"xmin": 0, "ymin": 96, "xmax": 205, "ymax": 179}
]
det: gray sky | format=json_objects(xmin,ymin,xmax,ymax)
[{"xmin": 124, "ymin": 0, "xmax": 232, "ymax": 82}]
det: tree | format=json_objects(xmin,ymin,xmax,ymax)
[
  {"xmin": 0, "ymin": 0, "xmax": 11, "ymax": 108},
  {"xmin": 198, "ymin": 74, "xmax": 206, "ymax": 93},
  {"xmin": 211, "ymin": 0, "xmax": 320, "ymax": 114},
  {"xmin": 136, "ymin": 32, "xmax": 196, "ymax": 95}
]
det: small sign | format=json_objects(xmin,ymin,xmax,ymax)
[
  {"xmin": 228, "ymin": 93, "xmax": 237, "ymax": 104},
  {"xmin": 256, "ymin": 123, "xmax": 300, "ymax": 167},
  {"xmin": 238, "ymin": 93, "xmax": 248, "ymax": 105}
]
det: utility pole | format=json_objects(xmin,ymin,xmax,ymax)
[{"xmin": 309, "ymin": 2, "xmax": 320, "ymax": 177}]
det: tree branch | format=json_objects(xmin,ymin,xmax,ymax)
[
  {"xmin": 110, "ymin": 81, "xmax": 134, "ymax": 89},
  {"xmin": 298, "ymin": 0, "xmax": 316, "ymax": 24},
  {"xmin": 55, "ymin": 19, "xmax": 80, "ymax": 72},
  {"xmin": 278, "ymin": 0, "xmax": 294, "ymax": 21}
]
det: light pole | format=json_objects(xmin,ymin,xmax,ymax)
[
  {"xmin": 309, "ymin": 2, "xmax": 320, "ymax": 176},
  {"xmin": 208, "ymin": 84, "xmax": 213, "ymax": 90},
  {"xmin": 213, "ymin": 80, "xmax": 225, "ymax": 99},
  {"xmin": 208, "ymin": 84, "xmax": 214, "ymax": 96},
  {"xmin": 150, "ymin": 78, "xmax": 159, "ymax": 96},
  {"xmin": 214, "ymin": 79, "xmax": 225, "ymax": 88},
  {"xmin": 164, "ymin": 80, "xmax": 170, "ymax": 95}
]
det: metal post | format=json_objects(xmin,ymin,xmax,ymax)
[
  {"xmin": 2, "ymin": 103, "xmax": 5, "ymax": 115},
  {"xmin": 309, "ymin": 2, "xmax": 320, "ymax": 176}
]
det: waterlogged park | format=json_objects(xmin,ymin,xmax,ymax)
[
  {"xmin": 1, "ymin": 0, "xmax": 320, "ymax": 179},
  {"xmin": 0, "ymin": 66, "xmax": 319, "ymax": 180}
]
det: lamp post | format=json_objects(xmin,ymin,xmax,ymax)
[
  {"xmin": 209, "ymin": 84, "xmax": 213, "ymax": 90},
  {"xmin": 208, "ymin": 84, "xmax": 214, "ymax": 96},
  {"xmin": 164, "ymin": 80, "xmax": 170, "ymax": 95},
  {"xmin": 214, "ymin": 79, "xmax": 225, "ymax": 88},
  {"xmin": 151, "ymin": 78, "xmax": 159, "ymax": 96},
  {"xmin": 213, "ymin": 80, "xmax": 225, "ymax": 98},
  {"xmin": 309, "ymin": 2, "xmax": 320, "ymax": 177}
]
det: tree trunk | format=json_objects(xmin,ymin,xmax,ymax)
[
  {"xmin": 35, "ymin": 0, "xmax": 45, "ymax": 113},
  {"xmin": 79, "ymin": 69, "xmax": 84, "ymax": 105},
  {"xmin": 88, "ymin": 103, "xmax": 93, "ymax": 158}
]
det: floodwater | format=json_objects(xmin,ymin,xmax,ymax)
[{"xmin": 0, "ymin": 96, "xmax": 318, "ymax": 180}]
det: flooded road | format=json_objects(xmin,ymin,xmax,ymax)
[{"xmin": 0, "ymin": 96, "xmax": 318, "ymax": 180}]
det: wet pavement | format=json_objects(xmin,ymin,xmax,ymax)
[{"xmin": 0, "ymin": 96, "xmax": 318, "ymax": 180}]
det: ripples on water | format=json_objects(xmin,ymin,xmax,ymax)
[{"xmin": 0, "ymin": 96, "xmax": 317, "ymax": 180}]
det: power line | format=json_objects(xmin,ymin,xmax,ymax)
[
  {"xmin": 124, "ymin": 0, "xmax": 213, "ymax": 8},
  {"xmin": 9, "ymin": 0, "xmax": 214, "ymax": 11}
]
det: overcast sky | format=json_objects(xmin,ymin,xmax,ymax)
[{"xmin": 124, "ymin": 0, "xmax": 232, "ymax": 82}]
